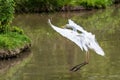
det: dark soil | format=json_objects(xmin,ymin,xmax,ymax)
[{"xmin": 0, "ymin": 44, "xmax": 31, "ymax": 58}]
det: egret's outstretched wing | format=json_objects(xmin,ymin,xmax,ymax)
[
  {"xmin": 68, "ymin": 19, "xmax": 105, "ymax": 56},
  {"xmin": 68, "ymin": 19, "xmax": 86, "ymax": 33},
  {"xmin": 48, "ymin": 19, "xmax": 84, "ymax": 50},
  {"xmin": 91, "ymin": 40, "xmax": 105, "ymax": 56},
  {"xmin": 86, "ymin": 33, "xmax": 105, "ymax": 56}
]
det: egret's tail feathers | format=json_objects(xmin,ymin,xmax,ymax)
[
  {"xmin": 95, "ymin": 48, "xmax": 105, "ymax": 56},
  {"xmin": 91, "ymin": 40, "xmax": 105, "ymax": 56}
]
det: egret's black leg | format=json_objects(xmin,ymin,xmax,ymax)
[
  {"xmin": 70, "ymin": 52, "xmax": 89, "ymax": 72},
  {"xmin": 70, "ymin": 62, "xmax": 88, "ymax": 72}
]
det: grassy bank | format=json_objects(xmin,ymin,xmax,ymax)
[
  {"xmin": 14, "ymin": 0, "xmax": 118, "ymax": 13},
  {"xmin": 0, "ymin": 26, "xmax": 30, "ymax": 50},
  {"xmin": 0, "ymin": 0, "xmax": 31, "ymax": 53},
  {"xmin": 0, "ymin": 26, "xmax": 31, "ymax": 57},
  {"xmin": 0, "ymin": 0, "xmax": 31, "ymax": 57},
  {"xmin": 0, "ymin": 32, "xmax": 30, "ymax": 50}
]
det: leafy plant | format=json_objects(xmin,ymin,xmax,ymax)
[
  {"xmin": 76, "ymin": 0, "xmax": 113, "ymax": 8},
  {"xmin": 0, "ymin": 32, "xmax": 30, "ymax": 49},
  {"xmin": 11, "ymin": 26, "xmax": 24, "ymax": 34},
  {"xmin": 14, "ymin": 0, "xmax": 113, "ymax": 12},
  {"xmin": 0, "ymin": 0, "xmax": 15, "ymax": 33}
]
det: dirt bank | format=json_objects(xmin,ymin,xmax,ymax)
[{"xmin": 0, "ymin": 44, "xmax": 31, "ymax": 58}]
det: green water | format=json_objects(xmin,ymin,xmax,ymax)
[{"xmin": 0, "ymin": 5, "xmax": 120, "ymax": 80}]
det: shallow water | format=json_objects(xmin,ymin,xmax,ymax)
[{"xmin": 0, "ymin": 5, "xmax": 120, "ymax": 80}]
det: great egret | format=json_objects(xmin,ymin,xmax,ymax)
[{"xmin": 48, "ymin": 19, "xmax": 105, "ymax": 72}]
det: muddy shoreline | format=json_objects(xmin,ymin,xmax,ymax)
[{"xmin": 0, "ymin": 44, "xmax": 31, "ymax": 58}]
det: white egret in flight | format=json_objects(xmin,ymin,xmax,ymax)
[{"xmin": 48, "ymin": 19, "xmax": 105, "ymax": 72}]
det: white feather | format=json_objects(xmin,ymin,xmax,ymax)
[{"xmin": 48, "ymin": 19, "xmax": 105, "ymax": 56}]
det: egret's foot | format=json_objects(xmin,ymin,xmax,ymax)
[
  {"xmin": 70, "ymin": 66, "xmax": 81, "ymax": 72},
  {"xmin": 70, "ymin": 62, "xmax": 88, "ymax": 72}
]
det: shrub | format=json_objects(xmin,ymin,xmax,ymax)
[
  {"xmin": 14, "ymin": 0, "xmax": 113, "ymax": 12},
  {"xmin": 0, "ymin": 32, "xmax": 30, "ymax": 49},
  {"xmin": 76, "ymin": 0, "xmax": 113, "ymax": 8},
  {"xmin": 0, "ymin": 0, "xmax": 15, "ymax": 33},
  {"xmin": 11, "ymin": 26, "xmax": 24, "ymax": 34}
]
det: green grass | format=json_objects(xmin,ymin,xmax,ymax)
[{"xmin": 0, "ymin": 32, "xmax": 31, "ymax": 50}]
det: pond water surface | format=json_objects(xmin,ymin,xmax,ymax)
[{"xmin": 0, "ymin": 5, "xmax": 120, "ymax": 80}]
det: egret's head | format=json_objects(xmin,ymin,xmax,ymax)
[
  {"xmin": 65, "ymin": 24, "xmax": 74, "ymax": 28},
  {"xmin": 61, "ymin": 24, "xmax": 71, "ymax": 28},
  {"xmin": 61, "ymin": 25, "xmax": 66, "ymax": 28}
]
